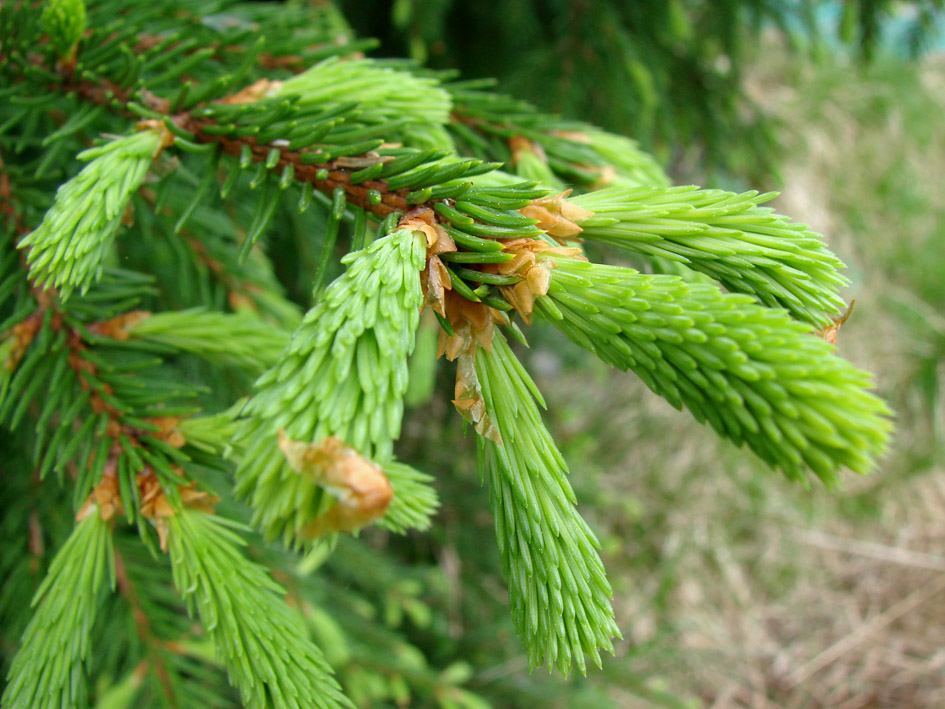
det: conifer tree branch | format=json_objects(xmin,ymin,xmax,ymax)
[
  {"xmin": 234, "ymin": 227, "xmax": 429, "ymax": 542},
  {"xmin": 18, "ymin": 129, "xmax": 167, "ymax": 299},
  {"xmin": 568, "ymin": 186, "xmax": 850, "ymax": 327},
  {"xmin": 1, "ymin": 510, "xmax": 113, "ymax": 709},
  {"xmin": 167, "ymin": 509, "xmax": 353, "ymax": 709},
  {"xmin": 475, "ymin": 330, "xmax": 620, "ymax": 675},
  {"xmin": 0, "ymin": 2, "xmax": 897, "ymax": 702},
  {"xmin": 0, "ymin": 243, "xmax": 203, "ymax": 543},
  {"xmin": 10, "ymin": 41, "xmax": 430, "ymax": 219},
  {"xmin": 126, "ymin": 308, "xmax": 288, "ymax": 372},
  {"xmin": 535, "ymin": 254, "xmax": 891, "ymax": 483},
  {"xmin": 185, "ymin": 120, "xmax": 413, "ymax": 218}
]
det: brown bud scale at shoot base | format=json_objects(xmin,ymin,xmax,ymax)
[{"xmin": 278, "ymin": 432, "xmax": 393, "ymax": 537}]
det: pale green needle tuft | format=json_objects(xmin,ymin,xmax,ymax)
[
  {"xmin": 40, "ymin": 0, "xmax": 87, "ymax": 58},
  {"xmin": 476, "ymin": 331, "xmax": 621, "ymax": 675},
  {"xmin": 19, "ymin": 130, "xmax": 163, "ymax": 299},
  {"xmin": 128, "ymin": 308, "xmax": 289, "ymax": 372},
  {"xmin": 276, "ymin": 57, "xmax": 453, "ymax": 148},
  {"xmin": 537, "ymin": 255, "xmax": 892, "ymax": 485},
  {"xmin": 168, "ymin": 509, "xmax": 353, "ymax": 709},
  {"xmin": 378, "ymin": 461, "xmax": 440, "ymax": 534},
  {"xmin": 2, "ymin": 511, "xmax": 112, "ymax": 709},
  {"xmin": 570, "ymin": 185, "xmax": 849, "ymax": 327},
  {"xmin": 234, "ymin": 229, "xmax": 429, "ymax": 543}
]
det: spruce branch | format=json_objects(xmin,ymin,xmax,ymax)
[
  {"xmin": 275, "ymin": 57, "xmax": 453, "ymax": 148},
  {"xmin": 475, "ymin": 331, "xmax": 620, "ymax": 675},
  {"xmin": 536, "ymin": 255, "xmax": 892, "ymax": 484},
  {"xmin": 40, "ymin": 0, "xmax": 86, "ymax": 63},
  {"xmin": 568, "ymin": 186, "xmax": 849, "ymax": 327},
  {"xmin": 8, "ymin": 25, "xmax": 554, "ymax": 264},
  {"xmin": 448, "ymin": 83, "xmax": 671, "ymax": 189},
  {"xmin": 2, "ymin": 510, "xmax": 113, "ymax": 709},
  {"xmin": 234, "ymin": 227, "xmax": 428, "ymax": 542},
  {"xmin": 125, "ymin": 308, "xmax": 289, "ymax": 372},
  {"xmin": 0, "ymin": 266, "xmax": 206, "ymax": 537},
  {"xmin": 18, "ymin": 129, "xmax": 166, "ymax": 299},
  {"xmin": 167, "ymin": 509, "xmax": 352, "ymax": 709},
  {"xmin": 0, "ymin": 1, "xmax": 899, "ymax": 702}
]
